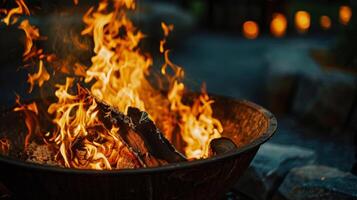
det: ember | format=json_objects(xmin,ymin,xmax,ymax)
[
  {"xmin": 0, "ymin": 0, "xmax": 224, "ymax": 170},
  {"xmin": 0, "ymin": 138, "xmax": 10, "ymax": 155}
]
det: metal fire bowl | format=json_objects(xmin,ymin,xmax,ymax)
[{"xmin": 0, "ymin": 94, "xmax": 277, "ymax": 200}]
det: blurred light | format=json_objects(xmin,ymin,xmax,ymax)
[
  {"xmin": 242, "ymin": 21, "xmax": 259, "ymax": 39},
  {"xmin": 295, "ymin": 11, "xmax": 310, "ymax": 33},
  {"xmin": 339, "ymin": 5, "xmax": 352, "ymax": 25},
  {"xmin": 270, "ymin": 13, "xmax": 287, "ymax": 37},
  {"xmin": 320, "ymin": 15, "xmax": 331, "ymax": 30}
]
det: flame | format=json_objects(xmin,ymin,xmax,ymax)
[
  {"xmin": 0, "ymin": 138, "xmax": 10, "ymax": 155},
  {"xmin": 339, "ymin": 5, "xmax": 352, "ymax": 25},
  {"xmin": 47, "ymin": 78, "xmax": 140, "ymax": 169},
  {"xmin": 168, "ymin": 83, "xmax": 223, "ymax": 158},
  {"xmin": 18, "ymin": 19, "xmax": 40, "ymax": 57},
  {"xmin": 27, "ymin": 60, "xmax": 50, "ymax": 92},
  {"xmin": 295, "ymin": 11, "xmax": 310, "ymax": 33},
  {"xmin": 160, "ymin": 22, "xmax": 174, "ymax": 53},
  {"xmin": 81, "ymin": 0, "xmax": 152, "ymax": 114},
  {"xmin": 270, "ymin": 13, "xmax": 287, "ymax": 37},
  {"xmin": 1, "ymin": 0, "xmax": 30, "ymax": 25},
  {"xmin": 242, "ymin": 21, "xmax": 259, "ymax": 39},
  {"xmin": 10, "ymin": 0, "xmax": 224, "ymax": 169},
  {"xmin": 13, "ymin": 96, "xmax": 41, "ymax": 148},
  {"xmin": 159, "ymin": 24, "xmax": 222, "ymax": 159},
  {"xmin": 320, "ymin": 15, "xmax": 331, "ymax": 30}
]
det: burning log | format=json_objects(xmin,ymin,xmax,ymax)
[
  {"xmin": 208, "ymin": 137, "xmax": 237, "ymax": 157},
  {"xmin": 68, "ymin": 125, "xmax": 143, "ymax": 169},
  {"xmin": 82, "ymin": 87, "xmax": 187, "ymax": 167},
  {"xmin": 127, "ymin": 107, "xmax": 187, "ymax": 163}
]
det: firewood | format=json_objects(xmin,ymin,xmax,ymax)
[
  {"xmin": 80, "ymin": 86, "xmax": 187, "ymax": 167},
  {"xmin": 127, "ymin": 107, "xmax": 187, "ymax": 163},
  {"xmin": 208, "ymin": 137, "xmax": 237, "ymax": 157}
]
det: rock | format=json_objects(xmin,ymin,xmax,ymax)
[
  {"xmin": 275, "ymin": 165, "xmax": 357, "ymax": 200},
  {"xmin": 265, "ymin": 43, "xmax": 322, "ymax": 115},
  {"xmin": 292, "ymin": 70, "xmax": 356, "ymax": 129},
  {"xmin": 233, "ymin": 143, "xmax": 316, "ymax": 200}
]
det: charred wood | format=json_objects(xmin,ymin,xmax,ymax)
[
  {"xmin": 81, "ymin": 87, "xmax": 187, "ymax": 167},
  {"xmin": 209, "ymin": 137, "xmax": 237, "ymax": 157}
]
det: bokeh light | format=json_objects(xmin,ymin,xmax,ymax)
[
  {"xmin": 270, "ymin": 13, "xmax": 287, "ymax": 37},
  {"xmin": 339, "ymin": 5, "xmax": 352, "ymax": 25},
  {"xmin": 320, "ymin": 15, "xmax": 331, "ymax": 30},
  {"xmin": 243, "ymin": 21, "xmax": 259, "ymax": 39},
  {"xmin": 295, "ymin": 11, "xmax": 311, "ymax": 33}
]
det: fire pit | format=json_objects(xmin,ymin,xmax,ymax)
[
  {"xmin": 0, "ymin": 0, "xmax": 277, "ymax": 199},
  {"xmin": 0, "ymin": 95, "xmax": 276, "ymax": 200}
]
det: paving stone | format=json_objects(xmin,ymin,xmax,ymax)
[
  {"xmin": 265, "ymin": 43, "xmax": 321, "ymax": 114},
  {"xmin": 292, "ymin": 71, "xmax": 357, "ymax": 129},
  {"xmin": 274, "ymin": 165, "xmax": 357, "ymax": 200},
  {"xmin": 234, "ymin": 143, "xmax": 316, "ymax": 200}
]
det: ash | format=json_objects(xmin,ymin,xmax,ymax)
[{"xmin": 25, "ymin": 142, "xmax": 62, "ymax": 167}]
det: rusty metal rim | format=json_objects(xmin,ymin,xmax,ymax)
[{"xmin": 0, "ymin": 98, "xmax": 277, "ymax": 175}]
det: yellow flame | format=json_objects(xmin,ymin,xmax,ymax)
[
  {"xmin": 27, "ymin": 60, "xmax": 50, "ymax": 92},
  {"xmin": 2, "ymin": 0, "xmax": 30, "ymax": 25},
  {"xmin": 81, "ymin": 0, "xmax": 151, "ymax": 114},
  {"xmin": 339, "ymin": 5, "xmax": 352, "ymax": 25},
  {"xmin": 14, "ymin": 96, "xmax": 40, "ymax": 148},
  {"xmin": 159, "ymin": 24, "xmax": 222, "ymax": 159},
  {"xmin": 13, "ymin": 0, "xmax": 224, "ymax": 168},
  {"xmin": 18, "ymin": 19, "xmax": 40, "ymax": 57},
  {"xmin": 243, "ymin": 21, "xmax": 259, "ymax": 39},
  {"xmin": 160, "ymin": 22, "xmax": 174, "ymax": 53},
  {"xmin": 48, "ymin": 78, "xmax": 136, "ymax": 169},
  {"xmin": 168, "ymin": 83, "xmax": 223, "ymax": 158},
  {"xmin": 295, "ymin": 11, "xmax": 310, "ymax": 33},
  {"xmin": 270, "ymin": 13, "xmax": 287, "ymax": 37}
]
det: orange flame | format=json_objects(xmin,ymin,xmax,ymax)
[
  {"xmin": 14, "ymin": 96, "xmax": 40, "ymax": 148},
  {"xmin": 18, "ymin": 19, "xmax": 40, "ymax": 57},
  {"xmin": 11, "ymin": 0, "xmax": 224, "ymax": 169},
  {"xmin": 47, "ymin": 79, "xmax": 139, "ymax": 169},
  {"xmin": 160, "ymin": 22, "xmax": 174, "ymax": 53},
  {"xmin": 1, "ymin": 0, "xmax": 30, "ymax": 25},
  {"xmin": 168, "ymin": 83, "xmax": 223, "ymax": 158},
  {"xmin": 27, "ymin": 60, "xmax": 50, "ymax": 92},
  {"xmin": 81, "ymin": 0, "xmax": 151, "ymax": 114},
  {"xmin": 159, "ymin": 24, "xmax": 222, "ymax": 159}
]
